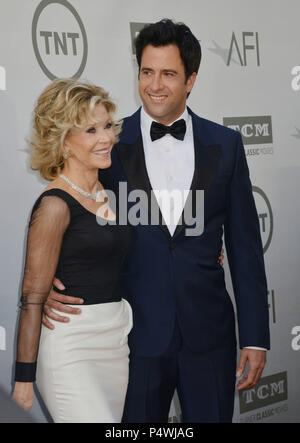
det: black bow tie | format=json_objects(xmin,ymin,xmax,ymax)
[{"xmin": 150, "ymin": 119, "xmax": 186, "ymax": 142}]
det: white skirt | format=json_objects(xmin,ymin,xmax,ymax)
[{"xmin": 36, "ymin": 299, "xmax": 133, "ymax": 423}]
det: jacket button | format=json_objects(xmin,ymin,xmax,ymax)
[{"xmin": 169, "ymin": 242, "xmax": 176, "ymax": 249}]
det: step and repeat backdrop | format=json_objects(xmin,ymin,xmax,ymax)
[{"xmin": 0, "ymin": 0, "xmax": 299, "ymax": 423}]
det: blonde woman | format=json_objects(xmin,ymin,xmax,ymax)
[{"xmin": 12, "ymin": 79, "xmax": 133, "ymax": 422}]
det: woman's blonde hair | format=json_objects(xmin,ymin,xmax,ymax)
[{"xmin": 30, "ymin": 78, "xmax": 122, "ymax": 181}]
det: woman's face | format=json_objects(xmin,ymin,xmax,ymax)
[{"xmin": 64, "ymin": 103, "xmax": 116, "ymax": 170}]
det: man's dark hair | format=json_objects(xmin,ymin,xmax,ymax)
[{"xmin": 135, "ymin": 19, "xmax": 201, "ymax": 82}]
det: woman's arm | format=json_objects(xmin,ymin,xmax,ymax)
[{"xmin": 12, "ymin": 195, "xmax": 70, "ymax": 411}]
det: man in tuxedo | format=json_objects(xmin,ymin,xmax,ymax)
[{"xmin": 44, "ymin": 19, "xmax": 270, "ymax": 422}]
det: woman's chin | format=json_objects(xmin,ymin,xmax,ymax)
[{"xmin": 97, "ymin": 157, "xmax": 112, "ymax": 170}]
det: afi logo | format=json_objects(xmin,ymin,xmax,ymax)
[
  {"xmin": 268, "ymin": 289, "xmax": 276, "ymax": 324},
  {"xmin": 227, "ymin": 32, "xmax": 260, "ymax": 66},
  {"xmin": 292, "ymin": 127, "xmax": 300, "ymax": 140},
  {"xmin": 291, "ymin": 66, "xmax": 300, "ymax": 91},
  {"xmin": 130, "ymin": 23, "xmax": 151, "ymax": 55},
  {"xmin": 0, "ymin": 326, "xmax": 6, "ymax": 351},
  {"xmin": 0, "ymin": 66, "xmax": 6, "ymax": 90}
]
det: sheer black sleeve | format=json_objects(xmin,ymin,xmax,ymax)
[{"xmin": 15, "ymin": 195, "xmax": 70, "ymax": 382}]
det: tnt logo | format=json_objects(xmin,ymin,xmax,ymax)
[
  {"xmin": 252, "ymin": 186, "xmax": 273, "ymax": 254},
  {"xmin": 0, "ymin": 66, "xmax": 6, "ymax": 90},
  {"xmin": 39, "ymin": 31, "xmax": 80, "ymax": 56},
  {"xmin": 0, "ymin": 326, "xmax": 6, "ymax": 351},
  {"xmin": 32, "ymin": 0, "xmax": 88, "ymax": 80},
  {"xmin": 291, "ymin": 66, "xmax": 300, "ymax": 91}
]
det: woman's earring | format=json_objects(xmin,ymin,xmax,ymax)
[{"xmin": 63, "ymin": 152, "xmax": 69, "ymax": 159}]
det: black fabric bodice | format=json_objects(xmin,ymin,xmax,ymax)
[
  {"xmin": 38, "ymin": 189, "xmax": 133, "ymax": 304},
  {"xmin": 14, "ymin": 188, "xmax": 133, "ymax": 382}
]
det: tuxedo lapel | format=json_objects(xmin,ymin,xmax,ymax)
[
  {"xmin": 116, "ymin": 108, "xmax": 221, "ymax": 239},
  {"xmin": 116, "ymin": 110, "xmax": 170, "ymax": 237},
  {"xmin": 173, "ymin": 111, "xmax": 221, "ymax": 238}
]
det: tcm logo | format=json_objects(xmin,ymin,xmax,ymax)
[
  {"xmin": 130, "ymin": 22, "xmax": 151, "ymax": 55},
  {"xmin": 291, "ymin": 326, "xmax": 300, "ymax": 351},
  {"xmin": 0, "ymin": 66, "xmax": 6, "ymax": 90},
  {"xmin": 209, "ymin": 32, "xmax": 260, "ymax": 66},
  {"xmin": 291, "ymin": 66, "xmax": 300, "ymax": 91},
  {"xmin": 223, "ymin": 116, "xmax": 273, "ymax": 145},
  {"xmin": 32, "ymin": 0, "xmax": 88, "ymax": 80},
  {"xmin": 239, "ymin": 371, "xmax": 288, "ymax": 414},
  {"xmin": 0, "ymin": 326, "xmax": 6, "ymax": 351},
  {"xmin": 252, "ymin": 186, "xmax": 273, "ymax": 254}
]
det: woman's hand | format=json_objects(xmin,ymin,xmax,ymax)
[{"xmin": 12, "ymin": 382, "xmax": 34, "ymax": 412}]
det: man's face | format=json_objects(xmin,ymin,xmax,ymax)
[{"xmin": 138, "ymin": 44, "xmax": 196, "ymax": 125}]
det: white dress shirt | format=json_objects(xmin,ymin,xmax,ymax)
[
  {"xmin": 141, "ymin": 106, "xmax": 194, "ymax": 236},
  {"xmin": 140, "ymin": 106, "xmax": 266, "ymax": 352}
]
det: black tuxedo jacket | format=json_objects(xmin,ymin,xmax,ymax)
[{"xmin": 99, "ymin": 107, "xmax": 270, "ymax": 357}]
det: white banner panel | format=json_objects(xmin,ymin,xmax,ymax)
[{"xmin": 0, "ymin": 0, "xmax": 299, "ymax": 423}]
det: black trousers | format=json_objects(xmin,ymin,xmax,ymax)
[{"xmin": 122, "ymin": 320, "xmax": 237, "ymax": 423}]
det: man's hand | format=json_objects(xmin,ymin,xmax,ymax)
[
  {"xmin": 236, "ymin": 348, "xmax": 266, "ymax": 391},
  {"xmin": 42, "ymin": 277, "xmax": 84, "ymax": 330},
  {"xmin": 218, "ymin": 248, "xmax": 224, "ymax": 267}
]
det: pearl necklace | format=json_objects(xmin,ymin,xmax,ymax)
[{"xmin": 59, "ymin": 174, "xmax": 101, "ymax": 201}]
